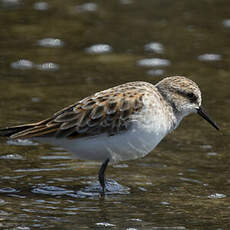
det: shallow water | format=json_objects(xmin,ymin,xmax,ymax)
[{"xmin": 0, "ymin": 0, "xmax": 230, "ymax": 229}]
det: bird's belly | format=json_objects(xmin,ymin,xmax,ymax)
[{"xmin": 35, "ymin": 124, "xmax": 167, "ymax": 163}]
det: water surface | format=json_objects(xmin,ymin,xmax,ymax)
[{"xmin": 0, "ymin": 0, "xmax": 230, "ymax": 229}]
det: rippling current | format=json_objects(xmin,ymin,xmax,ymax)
[{"xmin": 0, "ymin": 0, "xmax": 229, "ymax": 229}]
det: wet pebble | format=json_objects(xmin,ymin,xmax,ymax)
[
  {"xmin": 144, "ymin": 42, "xmax": 164, "ymax": 54},
  {"xmin": 36, "ymin": 62, "xmax": 59, "ymax": 71},
  {"xmin": 85, "ymin": 44, "xmax": 112, "ymax": 54},
  {"xmin": 11, "ymin": 59, "xmax": 34, "ymax": 70},
  {"xmin": 37, "ymin": 38, "xmax": 64, "ymax": 48},
  {"xmin": 198, "ymin": 54, "xmax": 221, "ymax": 61},
  {"xmin": 137, "ymin": 58, "xmax": 170, "ymax": 67},
  {"xmin": 34, "ymin": 1, "xmax": 49, "ymax": 11},
  {"xmin": 76, "ymin": 2, "xmax": 98, "ymax": 12}
]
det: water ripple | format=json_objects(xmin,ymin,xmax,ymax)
[
  {"xmin": 10, "ymin": 59, "xmax": 59, "ymax": 71},
  {"xmin": 147, "ymin": 69, "xmax": 165, "ymax": 76},
  {"xmin": 152, "ymin": 227, "xmax": 186, "ymax": 230},
  {"xmin": 34, "ymin": 1, "xmax": 49, "ymax": 11},
  {"xmin": 112, "ymin": 164, "xmax": 128, "ymax": 168},
  {"xmin": 120, "ymin": 0, "xmax": 133, "ymax": 4},
  {"xmin": 137, "ymin": 58, "xmax": 170, "ymax": 67},
  {"xmin": 144, "ymin": 42, "xmax": 164, "ymax": 54},
  {"xmin": 37, "ymin": 38, "xmax": 64, "ymax": 48},
  {"xmin": 76, "ymin": 2, "xmax": 98, "ymax": 12},
  {"xmin": 0, "ymin": 153, "xmax": 24, "ymax": 160},
  {"xmin": 69, "ymin": 179, "xmax": 130, "ymax": 198},
  {"xmin": 7, "ymin": 139, "xmax": 38, "ymax": 146},
  {"xmin": 198, "ymin": 54, "xmax": 221, "ymax": 61},
  {"xmin": 32, "ymin": 185, "xmax": 73, "ymax": 196},
  {"xmin": 223, "ymin": 19, "xmax": 230, "ymax": 28},
  {"xmin": 96, "ymin": 222, "xmax": 116, "ymax": 227},
  {"xmin": 0, "ymin": 199, "xmax": 6, "ymax": 205},
  {"xmin": 11, "ymin": 59, "xmax": 34, "ymax": 70},
  {"xmin": 14, "ymin": 226, "xmax": 30, "ymax": 230},
  {"xmin": 36, "ymin": 62, "xmax": 59, "ymax": 71},
  {"xmin": 207, "ymin": 152, "xmax": 218, "ymax": 156},
  {"xmin": 15, "ymin": 167, "xmax": 72, "ymax": 172},
  {"xmin": 208, "ymin": 193, "xmax": 227, "ymax": 199},
  {"xmin": 0, "ymin": 0, "xmax": 21, "ymax": 8},
  {"xmin": 40, "ymin": 155, "xmax": 71, "ymax": 160},
  {"xmin": 85, "ymin": 44, "xmax": 112, "ymax": 54},
  {"xmin": 0, "ymin": 187, "xmax": 18, "ymax": 193},
  {"xmin": 179, "ymin": 177, "xmax": 203, "ymax": 184}
]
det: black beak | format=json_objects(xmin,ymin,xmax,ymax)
[{"xmin": 196, "ymin": 106, "xmax": 219, "ymax": 131}]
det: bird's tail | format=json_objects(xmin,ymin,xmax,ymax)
[
  {"xmin": 0, "ymin": 124, "xmax": 37, "ymax": 138},
  {"xmin": 0, "ymin": 118, "xmax": 57, "ymax": 139}
]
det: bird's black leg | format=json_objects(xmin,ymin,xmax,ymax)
[{"xmin": 98, "ymin": 158, "xmax": 110, "ymax": 193}]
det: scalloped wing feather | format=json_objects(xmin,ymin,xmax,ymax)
[{"xmin": 7, "ymin": 82, "xmax": 150, "ymax": 139}]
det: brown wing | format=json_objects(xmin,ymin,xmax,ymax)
[{"xmin": 8, "ymin": 85, "xmax": 145, "ymax": 139}]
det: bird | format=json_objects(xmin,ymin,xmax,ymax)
[{"xmin": 0, "ymin": 76, "xmax": 219, "ymax": 193}]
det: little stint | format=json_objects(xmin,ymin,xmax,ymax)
[{"xmin": 0, "ymin": 76, "xmax": 219, "ymax": 192}]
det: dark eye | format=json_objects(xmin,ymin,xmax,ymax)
[{"xmin": 187, "ymin": 92, "xmax": 197, "ymax": 102}]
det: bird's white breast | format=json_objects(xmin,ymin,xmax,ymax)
[
  {"xmin": 36, "ymin": 94, "xmax": 175, "ymax": 163},
  {"xmin": 36, "ymin": 122, "xmax": 166, "ymax": 163}
]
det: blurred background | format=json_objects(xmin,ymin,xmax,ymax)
[{"xmin": 0, "ymin": 0, "xmax": 229, "ymax": 229}]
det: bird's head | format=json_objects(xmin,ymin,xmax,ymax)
[{"xmin": 156, "ymin": 76, "xmax": 219, "ymax": 130}]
